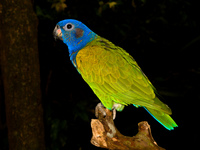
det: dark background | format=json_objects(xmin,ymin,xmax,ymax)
[{"xmin": 2, "ymin": 0, "xmax": 200, "ymax": 149}]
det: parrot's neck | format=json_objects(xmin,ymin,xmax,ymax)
[{"xmin": 69, "ymin": 33, "xmax": 98, "ymax": 67}]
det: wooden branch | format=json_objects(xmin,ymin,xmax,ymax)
[{"xmin": 91, "ymin": 107, "xmax": 165, "ymax": 150}]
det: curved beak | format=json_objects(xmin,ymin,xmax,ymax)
[{"xmin": 53, "ymin": 25, "xmax": 63, "ymax": 40}]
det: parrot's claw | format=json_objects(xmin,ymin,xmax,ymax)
[
  {"xmin": 95, "ymin": 103, "xmax": 107, "ymax": 118},
  {"xmin": 95, "ymin": 103, "xmax": 116, "ymax": 120},
  {"xmin": 112, "ymin": 108, "xmax": 116, "ymax": 120}
]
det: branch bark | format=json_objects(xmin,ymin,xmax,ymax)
[{"xmin": 91, "ymin": 107, "xmax": 165, "ymax": 150}]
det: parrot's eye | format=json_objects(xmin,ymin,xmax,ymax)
[
  {"xmin": 63, "ymin": 23, "xmax": 74, "ymax": 31},
  {"xmin": 67, "ymin": 24, "xmax": 72, "ymax": 29}
]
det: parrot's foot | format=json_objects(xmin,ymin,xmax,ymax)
[
  {"xmin": 95, "ymin": 103, "xmax": 116, "ymax": 120},
  {"xmin": 95, "ymin": 103, "xmax": 106, "ymax": 118}
]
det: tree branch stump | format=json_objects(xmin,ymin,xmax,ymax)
[{"xmin": 91, "ymin": 107, "xmax": 165, "ymax": 150}]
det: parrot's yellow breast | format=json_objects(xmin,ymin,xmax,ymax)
[{"xmin": 76, "ymin": 44, "xmax": 105, "ymax": 78}]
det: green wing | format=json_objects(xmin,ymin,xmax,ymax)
[{"xmin": 76, "ymin": 36, "xmax": 171, "ymax": 115}]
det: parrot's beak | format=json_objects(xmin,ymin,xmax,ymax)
[{"xmin": 53, "ymin": 25, "xmax": 63, "ymax": 40}]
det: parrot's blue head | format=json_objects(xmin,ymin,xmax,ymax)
[{"xmin": 53, "ymin": 19, "xmax": 97, "ymax": 65}]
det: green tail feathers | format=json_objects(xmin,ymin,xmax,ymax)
[{"xmin": 144, "ymin": 107, "xmax": 178, "ymax": 130}]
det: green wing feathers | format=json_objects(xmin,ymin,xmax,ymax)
[{"xmin": 76, "ymin": 36, "xmax": 177, "ymax": 130}]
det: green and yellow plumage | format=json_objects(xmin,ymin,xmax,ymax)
[
  {"xmin": 54, "ymin": 19, "xmax": 178, "ymax": 130},
  {"xmin": 76, "ymin": 36, "xmax": 177, "ymax": 130}
]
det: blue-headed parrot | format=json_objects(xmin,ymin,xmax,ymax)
[{"xmin": 53, "ymin": 19, "xmax": 178, "ymax": 130}]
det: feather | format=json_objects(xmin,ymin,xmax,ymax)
[
  {"xmin": 77, "ymin": 36, "xmax": 157, "ymax": 108},
  {"xmin": 144, "ymin": 107, "xmax": 178, "ymax": 130},
  {"xmin": 75, "ymin": 36, "xmax": 178, "ymax": 129}
]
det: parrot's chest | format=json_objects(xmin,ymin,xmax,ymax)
[{"xmin": 75, "ymin": 46, "xmax": 104, "ymax": 74}]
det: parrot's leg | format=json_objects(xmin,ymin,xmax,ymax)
[
  {"xmin": 112, "ymin": 103, "xmax": 125, "ymax": 112},
  {"xmin": 95, "ymin": 103, "xmax": 116, "ymax": 120}
]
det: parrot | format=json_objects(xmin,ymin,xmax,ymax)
[{"xmin": 53, "ymin": 19, "xmax": 178, "ymax": 130}]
